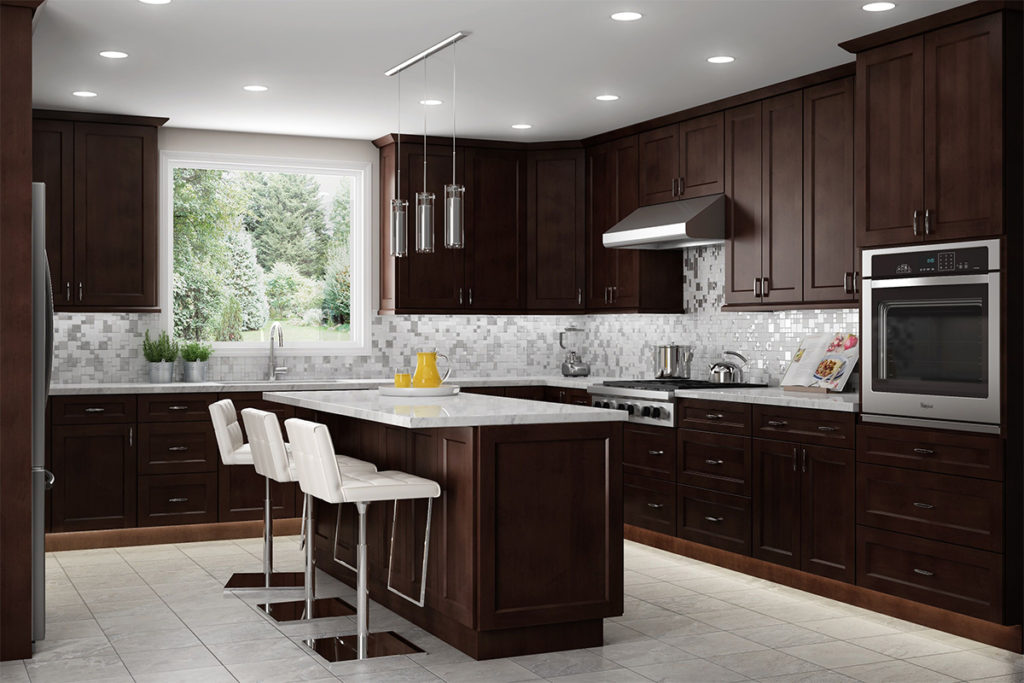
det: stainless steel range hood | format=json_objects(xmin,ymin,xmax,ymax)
[{"xmin": 603, "ymin": 193, "xmax": 725, "ymax": 250}]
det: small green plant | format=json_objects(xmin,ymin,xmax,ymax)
[
  {"xmin": 142, "ymin": 330, "xmax": 178, "ymax": 363},
  {"xmin": 181, "ymin": 341, "xmax": 213, "ymax": 363}
]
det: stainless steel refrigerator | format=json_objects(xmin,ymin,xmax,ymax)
[{"xmin": 32, "ymin": 181, "xmax": 55, "ymax": 644}]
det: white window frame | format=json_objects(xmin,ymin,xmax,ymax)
[{"xmin": 160, "ymin": 150, "xmax": 372, "ymax": 356}]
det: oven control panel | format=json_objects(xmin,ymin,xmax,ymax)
[
  {"xmin": 591, "ymin": 397, "xmax": 675, "ymax": 427},
  {"xmin": 873, "ymin": 245, "xmax": 990, "ymax": 278}
]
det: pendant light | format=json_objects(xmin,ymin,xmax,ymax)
[
  {"xmin": 444, "ymin": 41, "xmax": 465, "ymax": 249},
  {"xmin": 390, "ymin": 71, "xmax": 408, "ymax": 257},
  {"xmin": 415, "ymin": 59, "xmax": 435, "ymax": 253}
]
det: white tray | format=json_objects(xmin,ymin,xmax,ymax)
[{"xmin": 377, "ymin": 385, "xmax": 460, "ymax": 397}]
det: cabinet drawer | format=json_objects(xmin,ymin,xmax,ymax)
[
  {"xmin": 138, "ymin": 393, "xmax": 217, "ymax": 422},
  {"xmin": 753, "ymin": 406, "xmax": 854, "ymax": 448},
  {"xmin": 857, "ymin": 464, "xmax": 1002, "ymax": 552},
  {"xmin": 138, "ymin": 473, "xmax": 217, "ymax": 527},
  {"xmin": 504, "ymin": 386, "xmax": 546, "ymax": 401},
  {"xmin": 857, "ymin": 526, "xmax": 1003, "ymax": 622},
  {"xmin": 624, "ymin": 474, "xmax": 676, "ymax": 536},
  {"xmin": 857, "ymin": 424, "xmax": 1003, "ymax": 481},
  {"xmin": 677, "ymin": 485, "xmax": 751, "ymax": 555},
  {"xmin": 678, "ymin": 429, "xmax": 750, "ymax": 496},
  {"xmin": 624, "ymin": 424, "xmax": 676, "ymax": 481},
  {"xmin": 138, "ymin": 422, "xmax": 217, "ymax": 475},
  {"xmin": 51, "ymin": 395, "xmax": 135, "ymax": 425},
  {"xmin": 678, "ymin": 399, "xmax": 750, "ymax": 435}
]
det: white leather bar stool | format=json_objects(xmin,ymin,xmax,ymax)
[
  {"xmin": 242, "ymin": 408, "xmax": 376, "ymax": 623},
  {"xmin": 285, "ymin": 417, "xmax": 441, "ymax": 662}
]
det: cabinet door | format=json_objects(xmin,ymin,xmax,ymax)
[
  {"xmin": 801, "ymin": 445, "xmax": 854, "ymax": 583},
  {"xmin": 464, "ymin": 148, "xmax": 525, "ymax": 310},
  {"xmin": 51, "ymin": 424, "xmax": 136, "ymax": 531},
  {"xmin": 638, "ymin": 125, "xmax": 679, "ymax": 206},
  {"xmin": 803, "ymin": 78, "xmax": 856, "ymax": 303},
  {"xmin": 724, "ymin": 102, "xmax": 763, "ymax": 305},
  {"xmin": 679, "ymin": 112, "xmax": 724, "ymax": 199},
  {"xmin": 855, "ymin": 36, "xmax": 924, "ymax": 247},
  {"xmin": 397, "ymin": 143, "xmax": 464, "ymax": 310},
  {"xmin": 526, "ymin": 149, "xmax": 586, "ymax": 310},
  {"xmin": 761, "ymin": 91, "xmax": 803, "ymax": 304},
  {"xmin": 73, "ymin": 122, "xmax": 158, "ymax": 308},
  {"xmin": 587, "ymin": 137, "xmax": 640, "ymax": 309},
  {"xmin": 752, "ymin": 438, "xmax": 800, "ymax": 569},
  {"xmin": 32, "ymin": 119, "xmax": 74, "ymax": 306},
  {"xmin": 923, "ymin": 13, "xmax": 1003, "ymax": 241}
]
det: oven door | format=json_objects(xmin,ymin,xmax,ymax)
[{"xmin": 862, "ymin": 273, "xmax": 999, "ymax": 430}]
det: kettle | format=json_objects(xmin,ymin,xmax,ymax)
[{"xmin": 708, "ymin": 350, "xmax": 747, "ymax": 384}]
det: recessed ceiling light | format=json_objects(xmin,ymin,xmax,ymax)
[
  {"xmin": 99, "ymin": 50, "xmax": 128, "ymax": 59},
  {"xmin": 610, "ymin": 11, "xmax": 643, "ymax": 21},
  {"xmin": 596, "ymin": 94, "xmax": 620, "ymax": 101},
  {"xmin": 862, "ymin": 2, "xmax": 896, "ymax": 10},
  {"xmin": 511, "ymin": 123, "xmax": 532, "ymax": 130},
  {"xmin": 419, "ymin": 99, "xmax": 443, "ymax": 106},
  {"xmin": 138, "ymin": 0, "xmax": 171, "ymax": 4},
  {"xmin": 243, "ymin": 84, "xmax": 268, "ymax": 92},
  {"xmin": 72, "ymin": 90, "xmax": 98, "ymax": 98},
  {"xmin": 707, "ymin": 55, "xmax": 735, "ymax": 64}
]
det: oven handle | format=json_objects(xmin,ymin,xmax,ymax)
[{"xmin": 868, "ymin": 274, "xmax": 994, "ymax": 289}]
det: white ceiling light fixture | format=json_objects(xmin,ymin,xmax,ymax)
[
  {"xmin": 420, "ymin": 98, "xmax": 443, "ymax": 106},
  {"xmin": 610, "ymin": 11, "xmax": 643, "ymax": 21},
  {"xmin": 862, "ymin": 2, "xmax": 896, "ymax": 11},
  {"xmin": 596, "ymin": 94, "xmax": 619, "ymax": 101},
  {"xmin": 99, "ymin": 50, "xmax": 128, "ymax": 59},
  {"xmin": 707, "ymin": 55, "xmax": 735, "ymax": 64},
  {"xmin": 138, "ymin": 0, "xmax": 171, "ymax": 4},
  {"xmin": 512, "ymin": 123, "xmax": 533, "ymax": 130},
  {"xmin": 72, "ymin": 90, "xmax": 97, "ymax": 97},
  {"xmin": 243, "ymin": 84, "xmax": 268, "ymax": 92}
]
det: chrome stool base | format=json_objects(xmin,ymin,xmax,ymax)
[
  {"xmin": 302, "ymin": 631, "xmax": 422, "ymax": 662},
  {"xmin": 223, "ymin": 571, "xmax": 304, "ymax": 592},
  {"xmin": 256, "ymin": 596, "xmax": 355, "ymax": 622}
]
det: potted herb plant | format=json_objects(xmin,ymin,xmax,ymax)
[
  {"xmin": 143, "ymin": 330, "xmax": 178, "ymax": 383},
  {"xmin": 181, "ymin": 341, "xmax": 213, "ymax": 383}
]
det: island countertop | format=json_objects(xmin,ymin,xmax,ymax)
[{"xmin": 263, "ymin": 389, "xmax": 628, "ymax": 429}]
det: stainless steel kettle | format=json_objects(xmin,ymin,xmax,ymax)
[{"xmin": 708, "ymin": 350, "xmax": 747, "ymax": 384}]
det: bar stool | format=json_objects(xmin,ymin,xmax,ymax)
[
  {"xmin": 285, "ymin": 417, "xmax": 441, "ymax": 662},
  {"xmin": 242, "ymin": 408, "xmax": 375, "ymax": 623}
]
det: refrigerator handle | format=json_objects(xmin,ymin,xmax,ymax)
[{"xmin": 44, "ymin": 258, "xmax": 54, "ymax": 392}]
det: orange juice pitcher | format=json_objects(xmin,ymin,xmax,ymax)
[{"xmin": 412, "ymin": 351, "xmax": 451, "ymax": 388}]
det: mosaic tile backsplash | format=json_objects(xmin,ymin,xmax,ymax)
[{"xmin": 52, "ymin": 245, "xmax": 860, "ymax": 386}]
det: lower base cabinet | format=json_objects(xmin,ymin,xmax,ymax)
[
  {"xmin": 677, "ymin": 484, "xmax": 751, "ymax": 555},
  {"xmin": 138, "ymin": 473, "xmax": 218, "ymax": 526},
  {"xmin": 624, "ymin": 474, "xmax": 676, "ymax": 536},
  {"xmin": 51, "ymin": 423, "xmax": 137, "ymax": 532}
]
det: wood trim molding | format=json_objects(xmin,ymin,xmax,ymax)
[
  {"xmin": 45, "ymin": 518, "xmax": 302, "ymax": 551},
  {"xmin": 625, "ymin": 524, "xmax": 1023, "ymax": 653},
  {"xmin": 32, "ymin": 108, "xmax": 169, "ymax": 127},
  {"xmin": 839, "ymin": 1, "xmax": 1011, "ymax": 53},
  {"xmin": 720, "ymin": 301, "xmax": 861, "ymax": 313}
]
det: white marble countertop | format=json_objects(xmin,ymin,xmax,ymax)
[
  {"xmin": 264, "ymin": 389, "xmax": 628, "ymax": 429},
  {"xmin": 671, "ymin": 386, "xmax": 859, "ymax": 413}
]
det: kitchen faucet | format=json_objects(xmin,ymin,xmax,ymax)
[{"xmin": 268, "ymin": 322, "xmax": 287, "ymax": 380}]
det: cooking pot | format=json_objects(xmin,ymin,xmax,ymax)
[
  {"xmin": 653, "ymin": 344, "xmax": 693, "ymax": 379},
  {"xmin": 708, "ymin": 350, "xmax": 748, "ymax": 384}
]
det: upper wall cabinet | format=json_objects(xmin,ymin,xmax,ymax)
[
  {"xmin": 32, "ymin": 111, "xmax": 165, "ymax": 311},
  {"xmin": 855, "ymin": 13, "xmax": 1006, "ymax": 247},
  {"xmin": 638, "ymin": 112, "xmax": 724, "ymax": 207}
]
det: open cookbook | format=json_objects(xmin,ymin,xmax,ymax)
[{"xmin": 781, "ymin": 332, "xmax": 859, "ymax": 393}]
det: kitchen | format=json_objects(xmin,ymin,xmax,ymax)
[{"xmin": 0, "ymin": 0, "xmax": 1021, "ymax": 681}]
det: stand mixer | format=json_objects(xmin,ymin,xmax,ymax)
[{"xmin": 558, "ymin": 327, "xmax": 591, "ymax": 377}]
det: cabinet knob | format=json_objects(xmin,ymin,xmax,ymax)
[
  {"xmin": 704, "ymin": 516, "xmax": 724, "ymax": 523},
  {"xmin": 767, "ymin": 420, "xmax": 787, "ymax": 427},
  {"xmin": 167, "ymin": 446, "xmax": 189, "ymax": 452},
  {"xmin": 468, "ymin": 288, "xmax": 473, "ymax": 306},
  {"xmin": 913, "ymin": 209, "xmax": 920, "ymax": 236},
  {"xmin": 65, "ymin": 282, "xmax": 71, "ymax": 302},
  {"xmin": 83, "ymin": 407, "xmax": 106, "ymax": 413},
  {"xmin": 762, "ymin": 277, "xmax": 770, "ymax": 296},
  {"xmin": 912, "ymin": 502, "xmax": 935, "ymax": 510},
  {"xmin": 705, "ymin": 413, "xmax": 724, "ymax": 420},
  {"xmin": 168, "ymin": 497, "xmax": 189, "ymax": 504},
  {"xmin": 167, "ymin": 405, "xmax": 189, "ymax": 411},
  {"xmin": 817, "ymin": 425, "xmax": 837, "ymax": 432},
  {"xmin": 704, "ymin": 459, "xmax": 724, "ymax": 465},
  {"xmin": 672, "ymin": 178, "xmax": 679, "ymax": 196},
  {"xmin": 913, "ymin": 447, "xmax": 935, "ymax": 455},
  {"xmin": 843, "ymin": 272, "xmax": 852, "ymax": 295},
  {"xmin": 646, "ymin": 502, "xmax": 664, "ymax": 510},
  {"xmin": 577, "ymin": 288, "xmax": 582, "ymax": 305},
  {"xmin": 647, "ymin": 450, "xmax": 665, "ymax": 456},
  {"xmin": 924, "ymin": 209, "xmax": 932, "ymax": 235},
  {"xmin": 913, "ymin": 568, "xmax": 934, "ymax": 577},
  {"xmin": 78, "ymin": 282, "xmax": 83, "ymax": 301}
]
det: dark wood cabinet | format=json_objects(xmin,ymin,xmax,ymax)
[
  {"xmin": 638, "ymin": 125, "xmax": 679, "ymax": 206},
  {"xmin": 856, "ymin": 423, "xmax": 1003, "ymax": 481},
  {"xmin": 138, "ymin": 473, "xmax": 218, "ymax": 527},
  {"xmin": 51, "ymin": 423, "xmax": 136, "ymax": 531},
  {"xmin": 32, "ymin": 119, "xmax": 74, "ymax": 305},
  {"xmin": 677, "ymin": 484, "xmax": 751, "ymax": 555},
  {"xmin": 760, "ymin": 91, "xmax": 804, "ymax": 304},
  {"xmin": 623, "ymin": 424, "xmax": 676, "ymax": 481},
  {"xmin": 526, "ymin": 149, "xmax": 586, "ymax": 310},
  {"xmin": 752, "ymin": 438, "xmax": 801, "ymax": 569},
  {"xmin": 624, "ymin": 474, "xmax": 676, "ymax": 537},
  {"xmin": 677, "ymin": 429, "xmax": 751, "ymax": 496},
  {"xmin": 638, "ymin": 113, "xmax": 723, "ymax": 206},
  {"xmin": 724, "ymin": 102, "xmax": 764, "ymax": 306}
]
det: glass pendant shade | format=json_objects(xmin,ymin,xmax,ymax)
[
  {"xmin": 390, "ymin": 198, "xmax": 408, "ymax": 257},
  {"xmin": 444, "ymin": 184, "xmax": 465, "ymax": 249},
  {"xmin": 415, "ymin": 191, "xmax": 435, "ymax": 253}
]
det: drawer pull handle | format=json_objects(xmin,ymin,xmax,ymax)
[
  {"xmin": 705, "ymin": 459, "xmax": 724, "ymax": 466},
  {"xmin": 913, "ymin": 448, "xmax": 935, "ymax": 455},
  {"xmin": 767, "ymin": 420, "xmax": 787, "ymax": 427},
  {"xmin": 167, "ymin": 446, "xmax": 189, "ymax": 452},
  {"xmin": 646, "ymin": 503, "xmax": 665, "ymax": 510},
  {"xmin": 648, "ymin": 450, "xmax": 665, "ymax": 456},
  {"xmin": 705, "ymin": 413, "xmax": 725, "ymax": 420},
  {"xmin": 704, "ymin": 516, "xmax": 724, "ymax": 523},
  {"xmin": 168, "ymin": 497, "xmax": 189, "ymax": 503},
  {"xmin": 817, "ymin": 425, "xmax": 837, "ymax": 432},
  {"xmin": 84, "ymin": 407, "xmax": 106, "ymax": 413},
  {"xmin": 913, "ymin": 568, "xmax": 934, "ymax": 577},
  {"xmin": 912, "ymin": 502, "xmax": 935, "ymax": 510},
  {"xmin": 167, "ymin": 405, "xmax": 190, "ymax": 411}
]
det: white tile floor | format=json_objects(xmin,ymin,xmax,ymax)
[{"xmin": 3, "ymin": 537, "xmax": 1021, "ymax": 682}]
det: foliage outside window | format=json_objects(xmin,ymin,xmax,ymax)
[{"xmin": 171, "ymin": 164, "xmax": 358, "ymax": 346}]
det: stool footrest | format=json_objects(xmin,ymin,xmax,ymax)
[
  {"xmin": 302, "ymin": 631, "xmax": 423, "ymax": 662},
  {"xmin": 255, "ymin": 596, "xmax": 355, "ymax": 623}
]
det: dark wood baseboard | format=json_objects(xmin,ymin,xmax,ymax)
[
  {"xmin": 45, "ymin": 518, "xmax": 302, "ymax": 551},
  {"xmin": 625, "ymin": 524, "xmax": 1023, "ymax": 653}
]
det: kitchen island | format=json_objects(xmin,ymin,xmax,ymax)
[{"xmin": 264, "ymin": 389, "xmax": 627, "ymax": 660}]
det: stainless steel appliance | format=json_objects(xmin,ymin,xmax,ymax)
[
  {"xmin": 559, "ymin": 327, "xmax": 590, "ymax": 377},
  {"xmin": 653, "ymin": 344, "xmax": 693, "ymax": 378},
  {"xmin": 708, "ymin": 350, "xmax": 747, "ymax": 384},
  {"xmin": 602, "ymin": 193, "xmax": 725, "ymax": 250},
  {"xmin": 32, "ymin": 182, "xmax": 55, "ymax": 643},
  {"xmin": 589, "ymin": 378, "xmax": 765, "ymax": 427},
  {"xmin": 862, "ymin": 239, "xmax": 1000, "ymax": 434}
]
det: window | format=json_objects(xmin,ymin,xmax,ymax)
[{"xmin": 163, "ymin": 152, "xmax": 370, "ymax": 354}]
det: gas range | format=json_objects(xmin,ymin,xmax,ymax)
[{"xmin": 588, "ymin": 379, "xmax": 767, "ymax": 427}]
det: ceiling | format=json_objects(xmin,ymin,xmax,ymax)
[{"xmin": 32, "ymin": 0, "xmax": 965, "ymax": 142}]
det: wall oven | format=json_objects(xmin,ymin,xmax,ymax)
[{"xmin": 862, "ymin": 239, "xmax": 1000, "ymax": 434}]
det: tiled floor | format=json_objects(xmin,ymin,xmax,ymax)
[{"xmin": 3, "ymin": 537, "xmax": 1021, "ymax": 682}]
